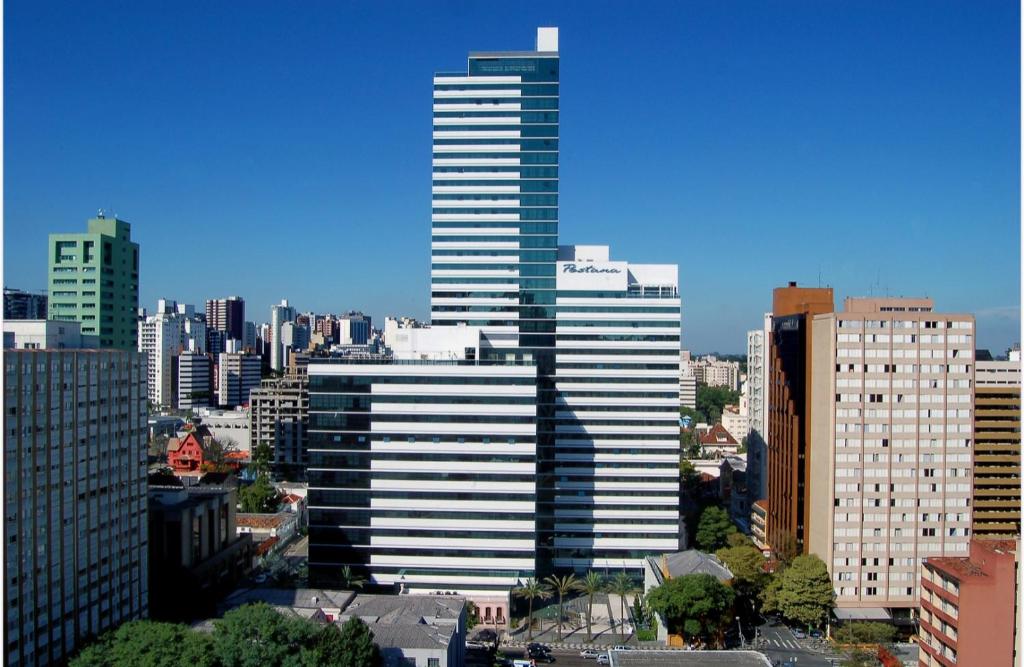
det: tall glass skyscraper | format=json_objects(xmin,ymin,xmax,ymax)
[{"xmin": 430, "ymin": 27, "xmax": 560, "ymax": 353}]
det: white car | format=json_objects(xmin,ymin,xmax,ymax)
[
  {"xmin": 596, "ymin": 655, "xmax": 610, "ymax": 665},
  {"xmin": 580, "ymin": 649, "xmax": 601, "ymax": 659},
  {"xmin": 612, "ymin": 645, "xmax": 631, "ymax": 651}
]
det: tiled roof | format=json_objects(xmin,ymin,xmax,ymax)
[
  {"xmin": 237, "ymin": 512, "xmax": 290, "ymax": 529},
  {"xmin": 699, "ymin": 423, "xmax": 738, "ymax": 446}
]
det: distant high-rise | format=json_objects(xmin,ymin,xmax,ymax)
[
  {"xmin": 4, "ymin": 349, "xmax": 148, "ymax": 666},
  {"xmin": 48, "ymin": 214, "xmax": 139, "ymax": 349},
  {"xmin": 205, "ymin": 296, "xmax": 245, "ymax": 341},
  {"xmin": 137, "ymin": 299, "xmax": 205, "ymax": 409},
  {"xmin": 217, "ymin": 352, "xmax": 261, "ymax": 408},
  {"xmin": 270, "ymin": 300, "xmax": 296, "ymax": 372},
  {"xmin": 3, "ymin": 287, "xmax": 48, "ymax": 320},
  {"xmin": 745, "ymin": 315, "xmax": 771, "ymax": 509},
  {"xmin": 178, "ymin": 351, "xmax": 213, "ymax": 411}
]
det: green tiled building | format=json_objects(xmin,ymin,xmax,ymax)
[{"xmin": 48, "ymin": 214, "xmax": 139, "ymax": 349}]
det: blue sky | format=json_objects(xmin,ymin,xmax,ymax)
[{"xmin": 4, "ymin": 1, "xmax": 1020, "ymax": 353}]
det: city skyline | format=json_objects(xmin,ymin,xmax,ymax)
[{"xmin": 4, "ymin": 2, "xmax": 1020, "ymax": 353}]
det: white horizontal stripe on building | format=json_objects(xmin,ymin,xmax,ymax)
[
  {"xmin": 370, "ymin": 479, "xmax": 535, "ymax": 493},
  {"xmin": 433, "ymin": 130, "xmax": 521, "ymax": 139},
  {"xmin": 370, "ymin": 536, "xmax": 534, "ymax": 549},
  {"xmin": 371, "ymin": 517, "xmax": 534, "ymax": 531},
  {"xmin": 371, "ymin": 460, "xmax": 535, "ymax": 474},
  {"xmin": 371, "ymin": 498, "xmax": 535, "ymax": 512},
  {"xmin": 432, "ymin": 185, "xmax": 521, "ymax": 194},
  {"xmin": 432, "ymin": 102, "xmax": 522, "ymax": 111},
  {"xmin": 371, "ymin": 403, "xmax": 534, "ymax": 416},
  {"xmin": 433, "ymin": 158, "xmax": 521, "ymax": 167},
  {"xmin": 432, "ymin": 144, "xmax": 521, "ymax": 154},
  {"xmin": 433, "ymin": 116, "xmax": 521, "ymax": 126},
  {"xmin": 431, "ymin": 171, "xmax": 525, "ymax": 180},
  {"xmin": 433, "ymin": 75, "xmax": 522, "ymax": 84},
  {"xmin": 433, "ymin": 89, "xmax": 522, "ymax": 98},
  {"xmin": 371, "ymin": 555, "xmax": 534, "ymax": 569},
  {"xmin": 431, "ymin": 212, "xmax": 520, "ymax": 221},
  {"xmin": 309, "ymin": 363, "xmax": 535, "ymax": 379}
]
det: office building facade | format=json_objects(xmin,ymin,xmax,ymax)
[
  {"xmin": 551, "ymin": 244, "xmax": 680, "ymax": 571},
  {"xmin": 47, "ymin": 214, "xmax": 139, "ymax": 350},
  {"xmin": 4, "ymin": 350, "xmax": 148, "ymax": 666},
  {"xmin": 746, "ymin": 315, "xmax": 771, "ymax": 509},
  {"xmin": 306, "ymin": 356, "xmax": 538, "ymax": 610}
]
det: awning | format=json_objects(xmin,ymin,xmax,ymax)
[{"xmin": 833, "ymin": 607, "xmax": 892, "ymax": 621}]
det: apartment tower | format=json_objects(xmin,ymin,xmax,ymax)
[
  {"xmin": 4, "ymin": 350, "xmax": 148, "ymax": 666},
  {"xmin": 806, "ymin": 297, "xmax": 975, "ymax": 615}
]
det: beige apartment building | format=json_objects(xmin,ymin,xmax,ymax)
[{"xmin": 806, "ymin": 297, "xmax": 975, "ymax": 616}]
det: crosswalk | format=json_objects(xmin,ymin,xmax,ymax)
[{"xmin": 765, "ymin": 638, "xmax": 802, "ymax": 649}]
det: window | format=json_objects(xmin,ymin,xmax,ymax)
[{"xmin": 428, "ymin": 660, "xmax": 440, "ymax": 667}]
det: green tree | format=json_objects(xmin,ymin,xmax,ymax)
[
  {"xmin": 544, "ymin": 574, "xmax": 578, "ymax": 641},
  {"xmin": 695, "ymin": 506, "xmax": 737, "ymax": 551},
  {"xmin": 250, "ymin": 441, "xmax": 273, "ymax": 477},
  {"xmin": 339, "ymin": 565, "xmax": 367, "ymax": 590},
  {"xmin": 574, "ymin": 572, "xmax": 605, "ymax": 641},
  {"xmin": 840, "ymin": 648, "xmax": 881, "ymax": 667},
  {"xmin": 833, "ymin": 621, "xmax": 897, "ymax": 646},
  {"xmin": 695, "ymin": 385, "xmax": 740, "ymax": 424},
  {"xmin": 646, "ymin": 573, "xmax": 735, "ymax": 646},
  {"xmin": 774, "ymin": 529, "xmax": 801, "ymax": 566},
  {"xmin": 70, "ymin": 620, "xmax": 217, "ymax": 667},
  {"xmin": 715, "ymin": 544, "xmax": 769, "ymax": 613},
  {"xmin": 334, "ymin": 617, "xmax": 381, "ymax": 667},
  {"xmin": 608, "ymin": 571, "xmax": 639, "ymax": 639},
  {"xmin": 239, "ymin": 474, "xmax": 280, "ymax": 513},
  {"xmin": 212, "ymin": 602, "xmax": 317, "ymax": 667},
  {"xmin": 679, "ymin": 459, "xmax": 702, "ymax": 497},
  {"xmin": 513, "ymin": 578, "xmax": 551, "ymax": 641},
  {"xmin": 760, "ymin": 554, "xmax": 835, "ymax": 629},
  {"xmin": 466, "ymin": 601, "xmax": 480, "ymax": 630}
]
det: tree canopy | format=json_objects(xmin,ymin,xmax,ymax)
[
  {"xmin": 695, "ymin": 385, "xmax": 740, "ymax": 424},
  {"xmin": 695, "ymin": 506, "xmax": 737, "ymax": 551},
  {"xmin": 760, "ymin": 554, "xmax": 835, "ymax": 628},
  {"xmin": 646, "ymin": 573, "xmax": 735, "ymax": 645},
  {"xmin": 239, "ymin": 474, "xmax": 280, "ymax": 513},
  {"xmin": 71, "ymin": 604, "xmax": 382, "ymax": 667},
  {"xmin": 716, "ymin": 543, "xmax": 769, "ymax": 609},
  {"xmin": 70, "ymin": 620, "xmax": 217, "ymax": 667}
]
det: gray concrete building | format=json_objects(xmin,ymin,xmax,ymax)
[
  {"xmin": 249, "ymin": 373, "xmax": 309, "ymax": 479},
  {"xmin": 4, "ymin": 349, "xmax": 149, "ymax": 666}
]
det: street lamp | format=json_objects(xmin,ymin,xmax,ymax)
[{"xmin": 736, "ymin": 616, "xmax": 746, "ymax": 648}]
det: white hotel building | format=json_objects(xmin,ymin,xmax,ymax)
[{"xmin": 307, "ymin": 27, "xmax": 680, "ymax": 606}]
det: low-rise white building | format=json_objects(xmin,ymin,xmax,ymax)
[{"xmin": 3, "ymin": 319, "xmax": 85, "ymax": 349}]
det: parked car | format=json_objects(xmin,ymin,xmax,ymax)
[
  {"xmin": 528, "ymin": 643, "xmax": 551, "ymax": 652},
  {"xmin": 580, "ymin": 649, "xmax": 602, "ymax": 659},
  {"xmin": 791, "ymin": 628, "xmax": 806, "ymax": 639},
  {"xmin": 465, "ymin": 640, "xmax": 488, "ymax": 650},
  {"xmin": 596, "ymin": 655, "xmax": 611, "ymax": 665},
  {"xmin": 528, "ymin": 646, "xmax": 552, "ymax": 658},
  {"xmin": 612, "ymin": 645, "xmax": 632, "ymax": 651},
  {"xmin": 809, "ymin": 629, "xmax": 823, "ymax": 639}
]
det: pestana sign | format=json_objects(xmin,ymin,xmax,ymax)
[{"xmin": 556, "ymin": 261, "xmax": 629, "ymax": 290}]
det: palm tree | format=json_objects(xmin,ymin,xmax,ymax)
[
  {"xmin": 513, "ymin": 578, "xmax": 552, "ymax": 641},
  {"xmin": 608, "ymin": 571, "xmax": 638, "ymax": 640},
  {"xmin": 339, "ymin": 565, "xmax": 366, "ymax": 590},
  {"xmin": 574, "ymin": 571, "xmax": 605, "ymax": 641},
  {"xmin": 544, "ymin": 574, "xmax": 578, "ymax": 641}
]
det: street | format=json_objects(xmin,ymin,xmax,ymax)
[{"xmin": 754, "ymin": 622, "xmax": 838, "ymax": 667}]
